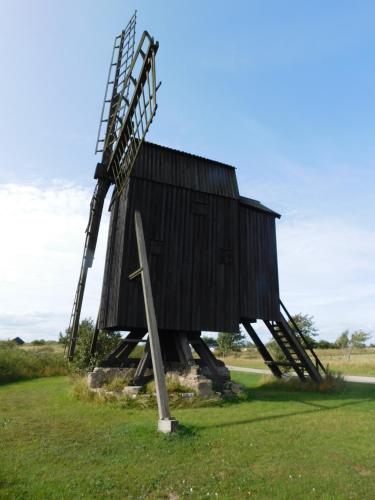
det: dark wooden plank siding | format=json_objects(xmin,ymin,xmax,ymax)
[
  {"xmin": 98, "ymin": 183, "xmax": 131, "ymax": 327},
  {"xmin": 135, "ymin": 143, "xmax": 239, "ymax": 198},
  {"xmin": 99, "ymin": 177, "xmax": 239, "ymax": 332},
  {"xmin": 99, "ymin": 143, "xmax": 281, "ymax": 331},
  {"xmin": 239, "ymin": 203, "xmax": 280, "ymax": 321}
]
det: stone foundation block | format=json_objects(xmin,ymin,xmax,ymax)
[{"xmin": 87, "ymin": 367, "xmax": 135, "ymax": 389}]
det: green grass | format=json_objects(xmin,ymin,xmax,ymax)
[
  {"xmin": 220, "ymin": 347, "xmax": 375, "ymax": 377},
  {"xmin": 1, "ymin": 374, "xmax": 375, "ymax": 499}
]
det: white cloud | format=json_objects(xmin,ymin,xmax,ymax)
[
  {"xmin": 0, "ymin": 182, "xmax": 110, "ymax": 341},
  {"xmin": 277, "ymin": 215, "xmax": 375, "ymax": 340}
]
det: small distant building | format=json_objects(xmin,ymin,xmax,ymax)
[{"xmin": 12, "ymin": 337, "xmax": 25, "ymax": 345}]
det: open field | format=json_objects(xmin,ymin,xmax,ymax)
[
  {"xmin": 0, "ymin": 343, "xmax": 68, "ymax": 384},
  {"xmin": 1, "ymin": 374, "xmax": 375, "ymax": 499},
  {"xmin": 20, "ymin": 342, "xmax": 65, "ymax": 354},
  {"xmin": 219, "ymin": 347, "xmax": 375, "ymax": 377},
  {"xmin": 17, "ymin": 344, "xmax": 375, "ymax": 376}
]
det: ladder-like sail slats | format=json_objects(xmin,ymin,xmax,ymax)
[
  {"xmin": 106, "ymin": 31, "xmax": 159, "ymax": 196},
  {"xmin": 95, "ymin": 11, "xmax": 137, "ymax": 154},
  {"xmin": 68, "ymin": 12, "xmax": 138, "ymax": 359},
  {"xmin": 67, "ymin": 15, "xmax": 160, "ymax": 361}
]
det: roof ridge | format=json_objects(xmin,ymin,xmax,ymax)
[{"xmin": 144, "ymin": 141, "xmax": 236, "ymax": 170}]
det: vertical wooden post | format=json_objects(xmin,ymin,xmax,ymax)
[{"xmin": 133, "ymin": 210, "xmax": 178, "ymax": 433}]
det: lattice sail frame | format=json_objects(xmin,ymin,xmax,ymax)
[
  {"xmin": 95, "ymin": 11, "xmax": 137, "ymax": 155},
  {"xmin": 66, "ymin": 16, "xmax": 160, "ymax": 361},
  {"xmin": 106, "ymin": 31, "xmax": 160, "ymax": 196}
]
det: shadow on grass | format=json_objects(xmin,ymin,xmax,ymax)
[
  {"xmin": 164, "ymin": 423, "xmax": 198, "ymax": 439},
  {"xmin": 196, "ymin": 398, "xmax": 367, "ymax": 431},
  {"xmin": 231, "ymin": 373, "xmax": 375, "ymax": 402},
  {"xmin": 188, "ymin": 373, "xmax": 375, "ymax": 431},
  {"xmin": 251, "ymin": 383, "xmax": 375, "ymax": 403}
]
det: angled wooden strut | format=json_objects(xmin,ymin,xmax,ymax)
[
  {"xmin": 131, "ymin": 210, "xmax": 178, "ymax": 433},
  {"xmin": 98, "ymin": 329, "xmax": 147, "ymax": 367}
]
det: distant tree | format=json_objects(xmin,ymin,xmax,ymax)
[
  {"xmin": 217, "ymin": 330, "xmax": 245, "ymax": 357},
  {"xmin": 202, "ymin": 336, "xmax": 217, "ymax": 349},
  {"xmin": 217, "ymin": 332, "xmax": 233, "ymax": 357},
  {"xmin": 31, "ymin": 339, "xmax": 46, "ymax": 346},
  {"xmin": 58, "ymin": 332, "xmax": 67, "ymax": 345},
  {"xmin": 351, "ymin": 330, "xmax": 372, "ymax": 348},
  {"xmin": 64, "ymin": 318, "xmax": 122, "ymax": 371},
  {"xmin": 243, "ymin": 340, "xmax": 255, "ymax": 349},
  {"xmin": 334, "ymin": 329, "xmax": 371, "ymax": 360},
  {"xmin": 289, "ymin": 313, "xmax": 318, "ymax": 346},
  {"xmin": 316, "ymin": 339, "xmax": 335, "ymax": 349},
  {"xmin": 335, "ymin": 330, "xmax": 350, "ymax": 350}
]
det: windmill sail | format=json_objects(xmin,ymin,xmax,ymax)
[
  {"xmin": 95, "ymin": 11, "xmax": 137, "ymax": 155},
  {"xmin": 106, "ymin": 31, "xmax": 160, "ymax": 196},
  {"xmin": 67, "ymin": 16, "xmax": 160, "ymax": 360},
  {"xmin": 67, "ymin": 13, "xmax": 138, "ymax": 360}
]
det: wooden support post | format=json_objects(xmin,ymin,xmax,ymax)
[
  {"xmin": 175, "ymin": 332, "xmax": 195, "ymax": 366},
  {"xmin": 133, "ymin": 210, "xmax": 178, "ymax": 433}
]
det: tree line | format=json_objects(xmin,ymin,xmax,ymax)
[
  {"xmin": 56, "ymin": 314, "xmax": 372, "ymax": 368},
  {"xmin": 203, "ymin": 313, "xmax": 372, "ymax": 356}
]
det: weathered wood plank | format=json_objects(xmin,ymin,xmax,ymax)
[{"xmin": 133, "ymin": 210, "xmax": 171, "ymax": 422}]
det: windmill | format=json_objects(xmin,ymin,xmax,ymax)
[{"xmin": 68, "ymin": 11, "xmax": 326, "ymax": 406}]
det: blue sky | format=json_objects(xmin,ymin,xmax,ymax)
[{"xmin": 0, "ymin": 0, "xmax": 374, "ymax": 342}]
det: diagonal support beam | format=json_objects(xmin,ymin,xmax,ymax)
[
  {"xmin": 133, "ymin": 210, "xmax": 178, "ymax": 433},
  {"xmin": 189, "ymin": 332, "xmax": 227, "ymax": 382},
  {"xmin": 99, "ymin": 329, "xmax": 147, "ymax": 367}
]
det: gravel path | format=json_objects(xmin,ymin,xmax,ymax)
[{"xmin": 227, "ymin": 365, "xmax": 375, "ymax": 385}]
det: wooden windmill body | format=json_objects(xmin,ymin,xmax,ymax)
[{"xmin": 99, "ymin": 141, "xmax": 278, "ymax": 334}]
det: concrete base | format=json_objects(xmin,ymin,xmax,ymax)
[{"xmin": 158, "ymin": 418, "xmax": 179, "ymax": 434}]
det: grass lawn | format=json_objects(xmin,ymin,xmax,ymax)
[
  {"xmin": 1, "ymin": 374, "xmax": 375, "ymax": 499},
  {"xmin": 219, "ymin": 347, "xmax": 375, "ymax": 377}
]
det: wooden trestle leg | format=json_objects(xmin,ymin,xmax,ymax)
[
  {"xmin": 189, "ymin": 332, "xmax": 228, "ymax": 382},
  {"xmin": 99, "ymin": 329, "xmax": 147, "ymax": 367}
]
